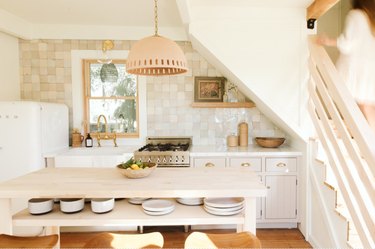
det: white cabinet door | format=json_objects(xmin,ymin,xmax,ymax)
[
  {"xmin": 265, "ymin": 175, "xmax": 297, "ymax": 219},
  {"xmin": 257, "ymin": 175, "xmax": 263, "ymax": 219},
  {"xmin": 193, "ymin": 158, "xmax": 226, "ymax": 168}
]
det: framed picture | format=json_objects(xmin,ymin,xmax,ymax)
[{"xmin": 194, "ymin": 77, "xmax": 226, "ymax": 102}]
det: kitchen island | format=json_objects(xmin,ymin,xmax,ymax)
[{"xmin": 0, "ymin": 167, "xmax": 266, "ymax": 242}]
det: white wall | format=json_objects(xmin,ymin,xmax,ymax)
[
  {"xmin": 187, "ymin": 2, "xmax": 313, "ymax": 142},
  {"xmin": 0, "ymin": 31, "xmax": 20, "ymax": 100},
  {"xmin": 184, "ymin": 0, "xmax": 313, "ymax": 236}
]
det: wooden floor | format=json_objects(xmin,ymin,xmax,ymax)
[{"xmin": 60, "ymin": 226, "xmax": 312, "ymax": 248}]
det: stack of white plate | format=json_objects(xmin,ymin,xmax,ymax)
[
  {"xmin": 128, "ymin": 197, "xmax": 151, "ymax": 205},
  {"xmin": 176, "ymin": 197, "xmax": 203, "ymax": 206},
  {"xmin": 142, "ymin": 199, "xmax": 175, "ymax": 216},
  {"xmin": 203, "ymin": 197, "xmax": 244, "ymax": 216}
]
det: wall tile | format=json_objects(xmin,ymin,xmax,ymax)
[{"xmin": 19, "ymin": 39, "xmax": 285, "ymax": 145}]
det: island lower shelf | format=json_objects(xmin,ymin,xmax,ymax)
[{"xmin": 13, "ymin": 199, "xmax": 245, "ymax": 227}]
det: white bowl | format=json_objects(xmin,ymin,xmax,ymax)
[
  {"xmin": 28, "ymin": 198, "xmax": 54, "ymax": 215},
  {"xmin": 91, "ymin": 198, "xmax": 115, "ymax": 214},
  {"xmin": 60, "ymin": 198, "xmax": 84, "ymax": 213}
]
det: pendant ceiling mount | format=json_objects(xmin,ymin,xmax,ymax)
[{"xmin": 126, "ymin": 0, "xmax": 188, "ymax": 76}]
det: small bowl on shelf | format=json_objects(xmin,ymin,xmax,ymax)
[
  {"xmin": 28, "ymin": 198, "xmax": 54, "ymax": 215},
  {"xmin": 91, "ymin": 198, "xmax": 115, "ymax": 214},
  {"xmin": 60, "ymin": 198, "xmax": 84, "ymax": 213},
  {"xmin": 117, "ymin": 162, "xmax": 157, "ymax": 179},
  {"xmin": 255, "ymin": 137, "xmax": 285, "ymax": 148}
]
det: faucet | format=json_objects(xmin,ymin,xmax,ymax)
[{"xmin": 96, "ymin": 114, "xmax": 117, "ymax": 147}]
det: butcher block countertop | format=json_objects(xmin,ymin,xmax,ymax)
[
  {"xmin": 0, "ymin": 167, "xmax": 266, "ymax": 199},
  {"xmin": 0, "ymin": 167, "xmax": 265, "ymax": 235}
]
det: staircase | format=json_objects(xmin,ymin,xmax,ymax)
[{"xmin": 308, "ymin": 36, "xmax": 375, "ymax": 248}]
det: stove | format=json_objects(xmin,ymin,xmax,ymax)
[{"xmin": 134, "ymin": 137, "xmax": 191, "ymax": 167}]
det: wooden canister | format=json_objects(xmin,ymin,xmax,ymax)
[
  {"xmin": 238, "ymin": 122, "xmax": 248, "ymax": 147},
  {"xmin": 72, "ymin": 132, "xmax": 84, "ymax": 147},
  {"xmin": 227, "ymin": 135, "xmax": 238, "ymax": 147}
]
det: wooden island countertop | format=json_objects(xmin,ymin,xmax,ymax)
[{"xmin": 0, "ymin": 167, "xmax": 266, "ymax": 238}]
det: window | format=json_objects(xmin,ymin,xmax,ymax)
[{"xmin": 83, "ymin": 59, "xmax": 139, "ymax": 138}]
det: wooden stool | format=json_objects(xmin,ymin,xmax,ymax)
[
  {"xmin": 0, "ymin": 234, "xmax": 58, "ymax": 248},
  {"xmin": 83, "ymin": 232, "xmax": 164, "ymax": 248},
  {"xmin": 184, "ymin": 231, "xmax": 261, "ymax": 248}
]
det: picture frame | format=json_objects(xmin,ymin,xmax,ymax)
[{"xmin": 194, "ymin": 77, "xmax": 226, "ymax": 102}]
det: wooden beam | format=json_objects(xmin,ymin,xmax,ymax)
[{"xmin": 307, "ymin": 0, "xmax": 340, "ymax": 20}]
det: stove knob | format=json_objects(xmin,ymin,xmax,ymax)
[
  {"xmin": 175, "ymin": 156, "xmax": 179, "ymax": 163},
  {"xmin": 157, "ymin": 157, "xmax": 160, "ymax": 163},
  {"xmin": 147, "ymin": 157, "xmax": 152, "ymax": 163},
  {"xmin": 163, "ymin": 156, "xmax": 167, "ymax": 163},
  {"xmin": 181, "ymin": 156, "xmax": 185, "ymax": 162},
  {"xmin": 169, "ymin": 157, "xmax": 173, "ymax": 163}
]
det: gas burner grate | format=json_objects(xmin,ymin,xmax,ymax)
[{"xmin": 138, "ymin": 143, "xmax": 190, "ymax": 152}]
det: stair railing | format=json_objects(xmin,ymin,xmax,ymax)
[{"xmin": 308, "ymin": 35, "xmax": 375, "ymax": 248}]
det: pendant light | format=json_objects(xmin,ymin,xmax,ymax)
[
  {"xmin": 126, "ymin": 0, "xmax": 188, "ymax": 76},
  {"xmin": 98, "ymin": 40, "xmax": 119, "ymax": 83}
]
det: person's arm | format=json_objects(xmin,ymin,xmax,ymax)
[{"xmin": 316, "ymin": 34, "xmax": 337, "ymax": 47}]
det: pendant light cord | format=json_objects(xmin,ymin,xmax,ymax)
[{"xmin": 154, "ymin": 0, "xmax": 158, "ymax": 36}]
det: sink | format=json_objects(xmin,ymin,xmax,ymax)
[{"xmin": 53, "ymin": 146, "xmax": 139, "ymax": 168}]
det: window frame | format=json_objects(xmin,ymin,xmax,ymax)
[{"xmin": 82, "ymin": 59, "xmax": 140, "ymax": 138}]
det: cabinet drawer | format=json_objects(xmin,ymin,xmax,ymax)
[
  {"xmin": 266, "ymin": 157, "xmax": 297, "ymax": 172},
  {"xmin": 193, "ymin": 158, "xmax": 226, "ymax": 168},
  {"xmin": 228, "ymin": 157, "xmax": 262, "ymax": 172}
]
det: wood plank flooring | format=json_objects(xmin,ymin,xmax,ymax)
[{"xmin": 60, "ymin": 226, "xmax": 312, "ymax": 248}]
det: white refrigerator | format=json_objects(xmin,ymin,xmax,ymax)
[{"xmin": 0, "ymin": 101, "xmax": 69, "ymax": 235}]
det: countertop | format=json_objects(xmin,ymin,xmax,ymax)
[
  {"xmin": 52, "ymin": 144, "xmax": 301, "ymax": 157},
  {"xmin": 190, "ymin": 144, "xmax": 302, "ymax": 157}
]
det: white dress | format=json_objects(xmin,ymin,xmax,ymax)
[{"xmin": 336, "ymin": 9, "xmax": 375, "ymax": 105}]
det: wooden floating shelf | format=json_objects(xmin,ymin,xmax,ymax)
[{"xmin": 191, "ymin": 102, "xmax": 255, "ymax": 108}]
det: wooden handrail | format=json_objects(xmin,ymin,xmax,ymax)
[
  {"xmin": 308, "ymin": 35, "xmax": 375, "ymax": 248},
  {"xmin": 307, "ymin": 0, "xmax": 340, "ymax": 20}
]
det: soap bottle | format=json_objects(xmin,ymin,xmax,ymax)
[{"xmin": 85, "ymin": 133, "xmax": 93, "ymax": 147}]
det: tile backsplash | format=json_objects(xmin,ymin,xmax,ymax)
[{"xmin": 19, "ymin": 39, "xmax": 285, "ymax": 146}]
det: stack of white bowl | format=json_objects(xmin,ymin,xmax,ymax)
[
  {"xmin": 60, "ymin": 198, "xmax": 84, "ymax": 214},
  {"xmin": 28, "ymin": 198, "xmax": 54, "ymax": 215},
  {"xmin": 141, "ymin": 199, "xmax": 175, "ymax": 216},
  {"xmin": 91, "ymin": 198, "xmax": 115, "ymax": 214},
  {"xmin": 128, "ymin": 197, "xmax": 152, "ymax": 205},
  {"xmin": 203, "ymin": 197, "xmax": 244, "ymax": 216},
  {"xmin": 176, "ymin": 197, "xmax": 203, "ymax": 206}
]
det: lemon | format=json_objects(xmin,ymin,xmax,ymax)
[{"xmin": 130, "ymin": 164, "xmax": 140, "ymax": 170}]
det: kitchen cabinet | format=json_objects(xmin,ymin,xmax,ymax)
[
  {"xmin": 190, "ymin": 149, "xmax": 300, "ymax": 228},
  {"xmin": 265, "ymin": 175, "xmax": 297, "ymax": 219}
]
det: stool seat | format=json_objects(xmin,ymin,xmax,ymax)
[
  {"xmin": 184, "ymin": 231, "xmax": 261, "ymax": 248},
  {"xmin": 83, "ymin": 232, "xmax": 164, "ymax": 248},
  {"xmin": 0, "ymin": 234, "xmax": 58, "ymax": 248}
]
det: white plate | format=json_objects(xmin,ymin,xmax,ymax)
[
  {"xmin": 204, "ymin": 206, "xmax": 244, "ymax": 216},
  {"xmin": 204, "ymin": 203, "xmax": 243, "ymax": 213},
  {"xmin": 128, "ymin": 197, "xmax": 152, "ymax": 205},
  {"xmin": 176, "ymin": 198, "xmax": 203, "ymax": 206},
  {"xmin": 142, "ymin": 199, "xmax": 175, "ymax": 212},
  {"xmin": 204, "ymin": 197, "xmax": 244, "ymax": 208},
  {"xmin": 143, "ymin": 206, "xmax": 175, "ymax": 216}
]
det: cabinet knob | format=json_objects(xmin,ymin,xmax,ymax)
[
  {"xmin": 205, "ymin": 162, "xmax": 215, "ymax": 167},
  {"xmin": 276, "ymin": 162, "xmax": 286, "ymax": 167},
  {"xmin": 241, "ymin": 162, "xmax": 251, "ymax": 167},
  {"xmin": 267, "ymin": 186, "xmax": 271, "ymax": 189}
]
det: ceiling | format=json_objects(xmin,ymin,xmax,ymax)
[{"xmin": 0, "ymin": 0, "xmax": 183, "ymax": 27}]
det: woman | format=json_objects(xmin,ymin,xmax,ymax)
[{"xmin": 317, "ymin": 0, "xmax": 375, "ymax": 132}]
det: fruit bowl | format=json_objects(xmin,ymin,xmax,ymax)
[
  {"xmin": 255, "ymin": 137, "xmax": 285, "ymax": 148},
  {"xmin": 117, "ymin": 162, "xmax": 157, "ymax": 179}
]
